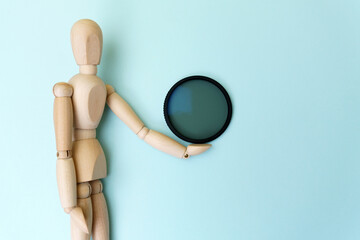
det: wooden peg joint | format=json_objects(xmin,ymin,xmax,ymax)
[
  {"xmin": 90, "ymin": 180, "xmax": 103, "ymax": 195},
  {"xmin": 137, "ymin": 126, "xmax": 149, "ymax": 139},
  {"xmin": 77, "ymin": 182, "xmax": 92, "ymax": 199},
  {"xmin": 105, "ymin": 84, "xmax": 115, "ymax": 97},
  {"xmin": 53, "ymin": 82, "xmax": 73, "ymax": 97},
  {"xmin": 57, "ymin": 150, "xmax": 72, "ymax": 159}
]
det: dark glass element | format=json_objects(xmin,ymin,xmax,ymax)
[{"xmin": 164, "ymin": 76, "xmax": 232, "ymax": 143}]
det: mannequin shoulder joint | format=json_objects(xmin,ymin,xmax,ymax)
[
  {"xmin": 53, "ymin": 82, "xmax": 73, "ymax": 97},
  {"xmin": 106, "ymin": 84, "xmax": 115, "ymax": 97}
]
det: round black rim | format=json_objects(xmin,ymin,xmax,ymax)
[{"xmin": 163, "ymin": 75, "xmax": 232, "ymax": 143}]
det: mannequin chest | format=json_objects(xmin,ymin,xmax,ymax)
[{"xmin": 68, "ymin": 74, "xmax": 107, "ymax": 129}]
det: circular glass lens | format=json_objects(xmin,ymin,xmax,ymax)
[{"xmin": 164, "ymin": 76, "xmax": 232, "ymax": 143}]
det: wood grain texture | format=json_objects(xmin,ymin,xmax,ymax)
[
  {"xmin": 72, "ymin": 139, "xmax": 107, "ymax": 183},
  {"xmin": 56, "ymin": 158, "xmax": 77, "ymax": 208},
  {"xmin": 90, "ymin": 180, "xmax": 109, "ymax": 240},
  {"xmin": 106, "ymin": 91, "xmax": 144, "ymax": 134},
  {"xmin": 77, "ymin": 182, "xmax": 91, "ymax": 199},
  {"xmin": 144, "ymin": 130, "xmax": 187, "ymax": 158},
  {"xmin": 53, "ymin": 82, "xmax": 73, "ymax": 97},
  {"xmin": 106, "ymin": 86, "xmax": 195, "ymax": 159},
  {"xmin": 186, "ymin": 144, "xmax": 212, "ymax": 156},
  {"xmin": 68, "ymin": 74, "xmax": 107, "ymax": 130},
  {"xmin": 71, "ymin": 19, "xmax": 103, "ymax": 66},
  {"xmin": 53, "ymin": 83, "xmax": 73, "ymax": 152},
  {"xmin": 70, "ymin": 207, "xmax": 89, "ymax": 234},
  {"xmin": 79, "ymin": 65, "xmax": 97, "ymax": 75},
  {"xmin": 71, "ymin": 197, "xmax": 93, "ymax": 240},
  {"xmin": 74, "ymin": 129, "xmax": 96, "ymax": 141}
]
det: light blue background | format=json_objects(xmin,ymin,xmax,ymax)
[{"xmin": 0, "ymin": 0, "xmax": 359, "ymax": 239}]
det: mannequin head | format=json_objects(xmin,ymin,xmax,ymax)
[{"xmin": 70, "ymin": 19, "xmax": 103, "ymax": 66}]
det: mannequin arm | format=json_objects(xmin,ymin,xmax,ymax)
[
  {"xmin": 53, "ymin": 83, "xmax": 77, "ymax": 212},
  {"xmin": 106, "ymin": 85, "xmax": 211, "ymax": 158}
]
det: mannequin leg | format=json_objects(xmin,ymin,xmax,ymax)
[
  {"xmin": 71, "ymin": 182, "xmax": 93, "ymax": 240},
  {"xmin": 90, "ymin": 180, "xmax": 109, "ymax": 240}
]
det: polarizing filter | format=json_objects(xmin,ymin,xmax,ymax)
[{"xmin": 164, "ymin": 76, "xmax": 232, "ymax": 143}]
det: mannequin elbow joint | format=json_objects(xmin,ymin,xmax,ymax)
[{"xmin": 137, "ymin": 126, "xmax": 149, "ymax": 140}]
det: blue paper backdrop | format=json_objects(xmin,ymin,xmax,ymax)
[{"xmin": 0, "ymin": 0, "xmax": 360, "ymax": 239}]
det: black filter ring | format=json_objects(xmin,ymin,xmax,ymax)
[{"xmin": 163, "ymin": 75, "xmax": 232, "ymax": 143}]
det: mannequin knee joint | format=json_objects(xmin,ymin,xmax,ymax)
[
  {"xmin": 77, "ymin": 182, "xmax": 92, "ymax": 199},
  {"xmin": 90, "ymin": 180, "xmax": 103, "ymax": 195}
]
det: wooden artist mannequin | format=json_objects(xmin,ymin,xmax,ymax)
[{"xmin": 53, "ymin": 19, "xmax": 211, "ymax": 240}]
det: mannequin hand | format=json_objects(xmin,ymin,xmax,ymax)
[
  {"xmin": 65, "ymin": 206, "xmax": 90, "ymax": 234},
  {"xmin": 183, "ymin": 144, "xmax": 211, "ymax": 159}
]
